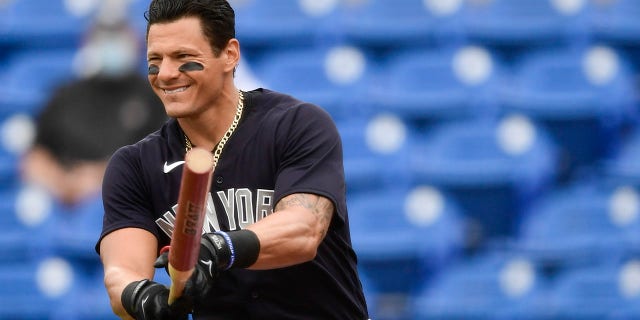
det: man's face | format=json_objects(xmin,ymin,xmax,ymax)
[{"xmin": 146, "ymin": 16, "xmax": 230, "ymax": 118}]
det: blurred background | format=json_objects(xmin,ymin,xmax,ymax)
[{"xmin": 2, "ymin": 0, "xmax": 640, "ymax": 319}]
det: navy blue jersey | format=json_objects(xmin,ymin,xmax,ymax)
[{"xmin": 97, "ymin": 89, "xmax": 368, "ymax": 319}]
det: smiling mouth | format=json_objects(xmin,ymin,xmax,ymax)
[{"xmin": 163, "ymin": 86, "xmax": 189, "ymax": 94}]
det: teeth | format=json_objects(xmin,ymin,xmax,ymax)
[{"xmin": 164, "ymin": 87, "xmax": 187, "ymax": 94}]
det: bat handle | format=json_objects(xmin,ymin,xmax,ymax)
[
  {"xmin": 158, "ymin": 246, "xmax": 187, "ymax": 304},
  {"xmin": 167, "ymin": 265, "xmax": 194, "ymax": 305},
  {"xmin": 159, "ymin": 245, "xmax": 191, "ymax": 305}
]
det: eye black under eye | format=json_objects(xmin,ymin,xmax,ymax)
[
  {"xmin": 178, "ymin": 62, "xmax": 204, "ymax": 72},
  {"xmin": 148, "ymin": 65, "xmax": 160, "ymax": 75}
]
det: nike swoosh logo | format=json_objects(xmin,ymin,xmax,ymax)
[
  {"xmin": 163, "ymin": 161, "xmax": 185, "ymax": 173},
  {"xmin": 141, "ymin": 296, "xmax": 149, "ymax": 319},
  {"xmin": 200, "ymin": 259, "xmax": 214, "ymax": 277}
]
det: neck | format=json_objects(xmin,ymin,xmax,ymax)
[{"xmin": 180, "ymin": 89, "xmax": 243, "ymax": 153}]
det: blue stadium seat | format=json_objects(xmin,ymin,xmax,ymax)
[
  {"xmin": 349, "ymin": 186, "xmax": 466, "ymax": 319},
  {"xmin": 552, "ymin": 259, "xmax": 640, "ymax": 320},
  {"xmin": 52, "ymin": 265, "xmax": 116, "ymax": 320},
  {"xmin": 409, "ymin": 115, "xmax": 558, "ymax": 248},
  {"xmin": 0, "ymin": 257, "xmax": 78, "ymax": 319},
  {"xmin": 0, "ymin": 48, "xmax": 79, "ymax": 115},
  {"xmin": 498, "ymin": 45, "xmax": 636, "ymax": 180},
  {"xmin": 609, "ymin": 307, "xmax": 640, "ymax": 320},
  {"xmin": 358, "ymin": 273, "xmax": 380, "ymax": 320},
  {"xmin": 337, "ymin": 115, "xmax": 413, "ymax": 195},
  {"xmin": 589, "ymin": 0, "xmax": 640, "ymax": 46},
  {"xmin": 0, "ymin": 113, "xmax": 37, "ymax": 187},
  {"xmin": 605, "ymin": 128, "xmax": 640, "ymax": 188},
  {"xmin": 370, "ymin": 45, "xmax": 503, "ymax": 130},
  {"xmin": 349, "ymin": 186, "xmax": 465, "ymax": 294},
  {"xmin": 0, "ymin": 262, "xmax": 54, "ymax": 319},
  {"xmin": 48, "ymin": 194, "xmax": 104, "ymax": 263},
  {"xmin": 234, "ymin": 0, "xmax": 339, "ymax": 49},
  {"xmin": 517, "ymin": 180, "xmax": 640, "ymax": 272},
  {"xmin": 332, "ymin": 0, "xmax": 464, "ymax": 48},
  {"xmin": 0, "ymin": 114, "xmax": 24, "ymax": 187},
  {"xmin": 412, "ymin": 250, "xmax": 552, "ymax": 320},
  {"xmin": 252, "ymin": 46, "xmax": 372, "ymax": 120},
  {"xmin": 0, "ymin": 0, "xmax": 92, "ymax": 49},
  {"xmin": 0, "ymin": 186, "xmax": 55, "ymax": 261},
  {"xmin": 461, "ymin": 0, "xmax": 589, "ymax": 49},
  {"xmin": 0, "ymin": 185, "xmax": 102, "ymax": 265}
]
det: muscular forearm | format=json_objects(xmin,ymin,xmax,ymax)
[
  {"xmin": 104, "ymin": 266, "xmax": 150, "ymax": 319},
  {"xmin": 247, "ymin": 193, "xmax": 333, "ymax": 270},
  {"xmin": 100, "ymin": 228, "xmax": 159, "ymax": 319},
  {"xmin": 247, "ymin": 210, "xmax": 319, "ymax": 269}
]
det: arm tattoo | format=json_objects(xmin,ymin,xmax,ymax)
[{"xmin": 275, "ymin": 193, "xmax": 334, "ymax": 238}]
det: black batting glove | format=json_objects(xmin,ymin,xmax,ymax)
[
  {"xmin": 153, "ymin": 232, "xmax": 231, "ymax": 301},
  {"xmin": 121, "ymin": 279, "xmax": 192, "ymax": 320},
  {"xmin": 154, "ymin": 230, "xmax": 260, "ymax": 302},
  {"xmin": 189, "ymin": 232, "xmax": 230, "ymax": 295}
]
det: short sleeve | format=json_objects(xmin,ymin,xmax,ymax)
[
  {"xmin": 96, "ymin": 146, "xmax": 159, "ymax": 253},
  {"xmin": 273, "ymin": 104, "xmax": 347, "ymax": 223}
]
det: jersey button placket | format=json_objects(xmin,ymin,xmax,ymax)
[{"xmin": 216, "ymin": 175, "xmax": 224, "ymax": 185}]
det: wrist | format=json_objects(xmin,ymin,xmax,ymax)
[
  {"xmin": 121, "ymin": 279, "xmax": 151, "ymax": 317},
  {"xmin": 202, "ymin": 230, "xmax": 260, "ymax": 270}
]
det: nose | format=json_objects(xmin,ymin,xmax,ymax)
[{"xmin": 154, "ymin": 59, "xmax": 181, "ymax": 81}]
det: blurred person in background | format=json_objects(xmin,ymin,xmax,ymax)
[{"xmin": 19, "ymin": 18, "xmax": 168, "ymax": 206}]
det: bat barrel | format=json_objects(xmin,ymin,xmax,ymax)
[
  {"xmin": 170, "ymin": 147, "xmax": 214, "ymax": 271},
  {"xmin": 167, "ymin": 147, "xmax": 214, "ymax": 304}
]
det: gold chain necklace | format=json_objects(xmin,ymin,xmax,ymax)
[{"xmin": 184, "ymin": 90, "xmax": 244, "ymax": 167}]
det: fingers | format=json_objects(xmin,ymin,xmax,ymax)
[{"xmin": 154, "ymin": 251, "xmax": 169, "ymax": 268}]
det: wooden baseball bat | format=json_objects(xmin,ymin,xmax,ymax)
[{"xmin": 167, "ymin": 147, "xmax": 214, "ymax": 305}]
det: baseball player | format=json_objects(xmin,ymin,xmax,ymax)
[{"xmin": 96, "ymin": 0, "xmax": 369, "ymax": 319}]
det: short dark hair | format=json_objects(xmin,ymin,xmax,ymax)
[{"xmin": 145, "ymin": 0, "xmax": 235, "ymax": 56}]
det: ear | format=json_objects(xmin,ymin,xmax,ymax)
[{"xmin": 223, "ymin": 38, "xmax": 240, "ymax": 73}]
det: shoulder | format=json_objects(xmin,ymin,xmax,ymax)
[{"xmin": 245, "ymin": 88, "xmax": 336, "ymax": 131}]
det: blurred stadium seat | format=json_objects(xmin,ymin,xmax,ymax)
[
  {"xmin": 0, "ymin": 186, "xmax": 55, "ymax": 261},
  {"xmin": 517, "ymin": 179, "xmax": 640, "ymax": 273},
  {"xmin": 52, "ymin": 266, "xmax": 116, "ymax": 320},
  {"xmin": 369, "ymin": 45, "xmax": 502, "ymax": 130},
  {"xmin": 251, "ymin": 45, "xmax": 372, "ymax": 120},
  {"xmin": 337, "ymin": 114, "xmax": 413, "ymax": 195},
  {"xmin": 605, "ymin": 128, "xmax": 640, "ymax": 188},
  {"xmin": 0, "ymin": 263, "xmax": 54, "ymax": 319},
  {"xmin": 552, "ymin": 257, "xmax": 640, "ymax": 319},
  {"xmin": 0, "ymin": 0, "xmax": 93, "ymax": 49},
  {"xmin": 331, "ymin": 0, "xmax": 464, "ymax": 49},
  {"xmin": 349, "ymin": 185, "xmax": 466, "ymax": 319},
  {"xmin": 358, "ymin": 272, "xmax": 380, "ymax": 320},
  {"xmin": 233, "ymin": 0, "xmax": 340, "ymax": 49},
  {"xmin": 0, "ymin": 48, "xmax": 79, "ymax": 116},
  {"xmin": 48, "ymin": 195, "xmax": 104, "ymax": 263},
  {"xmin": 0, "ymin": 257, "xmax": 77, "ymax": 319},
  {"xmin": 412, "ymin": 249, "xmax": 552, "ymax": 320},
  {"xmin": 461, "ymin": 0, "xmax": 589, "ymax": 49},
  {"xmin": 409, "ymin": 115, "xmax": 558, "ymax": 248},
  {"xmin": 0, "ymin": 113, "xmax": 35, "ymax": 186},
  {"xmin": 589, "ymin": 0, "xmax": 640, "ymax": 46},
  {"xmin": 0, "ymin": 185, "xmax": 110, "ymax": 319},
  {"xmin": 498, "ymin": 44, "xmax": 637, "ymax": 180}
]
